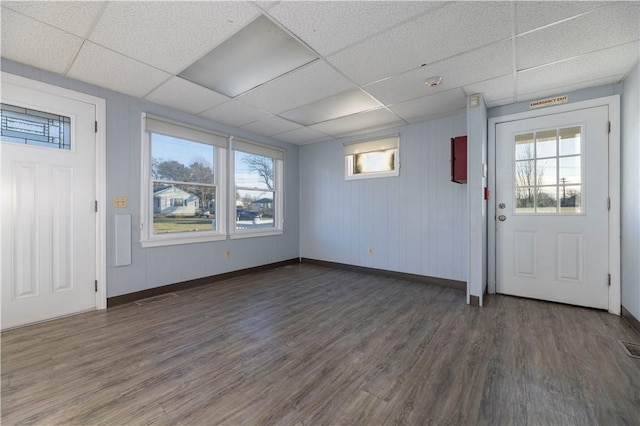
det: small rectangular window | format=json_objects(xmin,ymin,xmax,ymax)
[
  {"xmin": 1, "ymin": 103, "xmax": 71, "ymax": 150},
  {"xmin": 345, "ymin": 135, "xmax": 399, "ymax": 180}
]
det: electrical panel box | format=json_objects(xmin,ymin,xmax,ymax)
[{"xmin": 451, "ymin": 135, "xmax": 467, "ymax": 184}]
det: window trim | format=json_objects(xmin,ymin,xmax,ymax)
[
  {"xmin": 229, "ymin": 137, "xmax": 284, "ymax": 239},
  {"xmin": 140, "ymin": 113, "xmax": 227, "ymax": 248},
  {"xmin": 344, "ymin": 135, "xmax": 400, "ymax": 180}
]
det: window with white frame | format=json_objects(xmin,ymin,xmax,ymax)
[
  {"xmin": 345, "ymin": 135, "xmax": 399, "ymax": 180},
  {"xmin": 231, "ymin": 138, "xmax": 284, "ymax": 237},
  {"xmin": 141, "ymin": 114, "xmax": 227, "ymax": 247}
]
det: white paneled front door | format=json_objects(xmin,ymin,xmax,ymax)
[
  {"xmin": 495, "ymin": 106, "xmax": 610, "ymax": 309},
  {"xmin": 1, "ymin": 80, "xmax": 97, "ymax": 329}
]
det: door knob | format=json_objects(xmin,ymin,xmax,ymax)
[{"xmin": 498, "ymin": 215, "xmax": 507, "ymax": 221}]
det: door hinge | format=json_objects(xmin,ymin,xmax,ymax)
[
  {"xmin": 95, "ymin": 200, "xmax": 98, "ymax": 212},
  {"xmin": 95, "ymin": 121, "xmax": 98, "ymax": 133},
  {"xmin": 607, "ymin": 197, "xmax": 611, "ymax": 211},
  {"xmin": 608, "ymin": 274, "xmax": 611, "ymax": 287},
  {"xmin": 608, "ymin": 121, "xmax": 611, "ymax": 134},
  {"xmin": 95, "ymin": 280, "xmax": 98, "ymax": 292}
]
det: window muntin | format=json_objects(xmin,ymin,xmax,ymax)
[
  {"xmin": 345, "ymin": 135, "xmax": 399, "ymax": 180},
  {"xmin": 1, "ymin": 103, "xmax": 71, "ymax": 150},
  {"xmin": 141, "ymin": 115, "xmax": 227, "ymax": 246},
  {"xmin": 514, "ymin": 126, "xmax": 583, "ymax": 215},
  {"xmin": 231, "ymin": 139, "xmax": 283, "ymax": 236}
]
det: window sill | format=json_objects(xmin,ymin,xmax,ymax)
[
  {"xmin": 229, "ymin": 229, "xmax": 283, "ymax": 240},
  {"xmin": 141, "ymin": 233, "xmax": 227, "ymax": 248}
]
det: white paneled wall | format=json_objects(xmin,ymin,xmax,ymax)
[{"xmin": 300, "ymin": 114, "xmax": 468, "ymax": 282}]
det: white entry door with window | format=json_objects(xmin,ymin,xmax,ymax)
[
  {"xmin": 1, "ymin": 79, "xmax": 98, "ymax": 329},
  {"xmin": 495, "ymin": 106, "xmax": 610, "ymax": 309}
]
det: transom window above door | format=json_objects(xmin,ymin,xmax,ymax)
[
  {"xmin": 0, "ymin": 103, "xmax": 71, "ymax": 150},
  {"xmin": 514, "ymin": 126, "xmax": 583, "ymax": 214}
]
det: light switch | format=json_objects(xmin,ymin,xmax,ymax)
[{"xmin": 113, "ymin": 196, "xmax": 127, "ymax": 208}]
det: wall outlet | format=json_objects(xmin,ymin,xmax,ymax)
[
  {"xmin": 368, "ymin": 247, "xmax": 374, "ymax": 255},
  {"xmin": 225, "ymin": 249, "xmax": 231, "ymax": 258}
]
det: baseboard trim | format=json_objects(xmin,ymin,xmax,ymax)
[
  {"xmin": 300, "ymin": 258, "xmax": 466, "ymax": 291},
  {"xmin": 107, "ymin": 258, "xmax": 300, "ymax": 308},
  {"xmin": 621, "ymin": 305, "xmax": 640, "ymax": 336}
]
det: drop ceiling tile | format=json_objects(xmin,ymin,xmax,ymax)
[
  {"xmin": 1, "ymin": 7, "xmax": 84, "ymax": 74},
  {"xmin": 517, "ymin": 74, "xmax": 626, "ymax": 104},
  {"xmin": 145, "ymin": 77, "xmax": 230, "ymax": 115},
  {"xmin": 199, "ymin": 100, "xmax": 271, "ymax": 128},
  {"xmin": 486, "ymin": 96, "xmax": 517, "ymax": 108},
  {"xmin": 515, "ymin": 1, "xmax": 609, "ymax": 34},
  {"xmin": 2, "ymin": 1, "xmax": 106, "ymax": 38},
  {"xmin": 240, "ymin": 116, "xmax": 302, "ymax": 137},
  {"xmin": 280, "ymin": 89, "xmax": 382, "ymax": 126},
  {"xmin": 273, "ymin": 126, "xmax": 332, "ymax": 145},
  {"xmin": 238, "ymin": 61, "xmax": 356, "ymax": 114},
  {"xmin": 464, "ymin": 74, "xmax": 516, "ymax": 104},
  {"xmin": 389, "ymin": 89, "xmax": 467, "ymax": 122},
  {"xmin": 517, "ymin": 2, "xmax": 639, "ymax": 70},
  {"xmin": 327, "ymin": 1, "xmax": 512, "ymax": 85},
  {"xmin": 309, "ymin": 108, "xmax": 404, "ymax": 138},
  {"xmin": 268, "ymin": 1, "xmax": 445, "ymax": 56},
  {"xmin": 67, "ymin": 41, "xmax": 171, "ymax": 98},
  {"xmin": 365, "ymin": 40, "xmax": 513, "ymax": 105},
  {"xmin": 516, "ymin": 41, "xmax": 639, "ymax": 95},
  {"xmin": 88, "ymin": 2, "xmax": 260, "ymax": 74}
]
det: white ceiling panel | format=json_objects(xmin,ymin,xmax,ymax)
[
  {"xmin": 67, "ymin": 42, "xmax": 171, "ymax": 98},
  {"xmin": 199, "ymin": 100, "xmax": 271, "ymax": 128},
  {"xmin": 274, "ymin": 126, "xmax": 333, "ymax": 145},
  {"xmin": 241, "ymin": 115, "xmax": 302, "ymax": 137},
  {"xmin": 389, "ymin": 89, "xmax": 467, "ymax": 122},
  {"xmin": 327, "ymin": 1, "xmax": 512, "ymax": 85},
  {"xmin": 238, "ymin": 60, "xmax": 356, "ymax": 114},
  {"xmin": 267, "ymin": 1, "xmax": 446, "ymax": 56},
  {"xmin": 2, "ymin": 1, "xmax": 638, "ymax": 147},
  {"xmin": 464, "ymin": 74, "xmax": 516, "ymax": 104},
  {"xmin": 516, "ymin": 41, "xmax": 639, "ymax": 95},
  {"xmin": 280, "ymin": 89, "xmax": 382, "ymax": 126},
  {"xmin": 145, "ymin": 77, "xmax": 230, "ymax": 115},
  {"xmin": 517, "ymin": 2, "xmax": 640, "ymax": 70},
  {"xmin": 514, "ymin": 1, "xmax": 608, "ymax": 34},
  {"xmin": 309, "ymin": 108, "xmax": 404, "ymax": 138},
  {"xmin": 365, "ymin": 40, "xmax": 513, "ymax": 105},
  {"xmin": 517, "ymin": 74, "xmax": 626, "ymax": 104},
  {"xmin": 88, "ymin": 2, "xmax": 261, "ymax": 74},
  {"xmin": 1, "ymin": 7, "xmax": 84, "ymax": 74},
  {"xmin": 1, "ymin": 1, "xmax": 107, "ymax": 38}
]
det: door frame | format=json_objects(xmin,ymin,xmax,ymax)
[
  {"xmin": 488, "ymin": 96, "xmax": 620, "ymax": 314},
  {"xmin": 2, "ymin": 72, "xmax": 107, "ymax": 312}
]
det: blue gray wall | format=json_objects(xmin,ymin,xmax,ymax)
[
  {"xmin": 299, "ymin": 114, "xmax": 468, "ymax": 282},
  {"xmin": 621, "ymin": 62, "xmax": 640, "ymax": 320},
  {"xmin": 467, "ymin": 95, "xmax": 488, "ymax": 304},
  {"xmin": 2, "ymin": 59, "xmax": 300, "ymax": 298}
]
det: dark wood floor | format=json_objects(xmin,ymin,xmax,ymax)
[{"xmin": 2, "ymin": 264, "xmax": 639, "ymax": 425}]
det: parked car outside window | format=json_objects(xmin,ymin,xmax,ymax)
[{"xmin": 236, "ymin": 209, "xmax": 261, "ymax": 221}]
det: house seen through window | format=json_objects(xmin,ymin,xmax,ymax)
[{"xmin": 142, "ymin": 115, "xmax": 227, "ymax": 247}]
